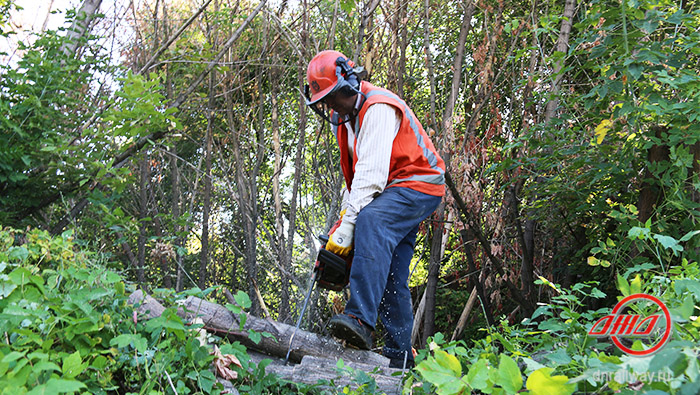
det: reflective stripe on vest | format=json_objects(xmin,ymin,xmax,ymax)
[
  {"xmin": 387, "ymin": 173, "xmax": 445, "ymax": 187},
  {"xmin": 363, "ymin": 89, "xmax": 445, "ymax": 185}
]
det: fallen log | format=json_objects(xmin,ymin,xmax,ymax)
[
  {"xmin": 264, "ymin": 355, "xmax": 402, "ymax": 395},
  {"xmin": 128, "ymin": 290, "xmax": 391, "ymax": 367}
]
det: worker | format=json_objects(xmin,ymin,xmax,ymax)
[{"xmin": 304, "ymin": 50, "xmax": 445, "ymax": 368}]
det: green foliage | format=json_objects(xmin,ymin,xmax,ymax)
[
  {"xmin": 0, "ymin": 19, "xmax": 109, "ymax": 226},
  {"xmin": 411, "ymin": 235, "xmax": 700, "ymax": 394},
  {"xmin": 0, "ymin": 227, "xmax": 221, "ymax": 393},
  {"xmin": 0, "ymin": 227, "xmax": 387, "ymax": 394}
]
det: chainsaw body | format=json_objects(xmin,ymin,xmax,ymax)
[{"xmin": 315, "ymin": 236, "xmax": 353, "ymax": 291}]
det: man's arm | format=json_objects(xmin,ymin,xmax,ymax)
[{"xmin": 342, "ymin": 103, "xmax": 400, "ymax": 225}]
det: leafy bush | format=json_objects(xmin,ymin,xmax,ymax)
[
  {"xmin": 0, "ymin": 227, "xmax": 219, "ymax": 393},
  {"xmin": 411, "ymin": 230, "xmax": 700, "ymax": 394},
  {"xmin": 0, "ymin": 227, "xmax": 391, "ymax": 394}
]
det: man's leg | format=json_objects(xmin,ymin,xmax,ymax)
[
  {"xmin": 341, "ymin": 188, "xmax": 441, "ymax": 343},
  {"xmin": 378, "ymin": 224, "xmax": 419, "ymax": 364}
]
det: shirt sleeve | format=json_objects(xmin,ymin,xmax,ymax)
[{"xmin": 342, "ymin": 103, "xmax": 400, "ymax": 225}]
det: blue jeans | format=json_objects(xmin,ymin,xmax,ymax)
[{"xmin": 344, "ymin": 186, "xmax": 442, "ymax": 361}]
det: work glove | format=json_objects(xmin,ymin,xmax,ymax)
[
  {"xmin": 327, "ymin": 217, "xmax": 354, "ymax": 257},
  {"xmin": 328, "ymin": 209, "xmax": 347, "ymax": 235}
]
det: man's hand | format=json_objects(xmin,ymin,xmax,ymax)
[
  {"xmin": 327, "ymin": 219, "xmax": 354, "ymax": 257},
  {"xmin": 328, "ymin": 209, "xmax": 347, "ymax": 235}
]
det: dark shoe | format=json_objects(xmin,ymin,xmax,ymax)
[
  {"xmin": 389, "ymin": 356, "xmax": 415, "ymax": 369},
  {"xmin": 329, "ymin": 314, "xmax": 373, "ymax": 350}
]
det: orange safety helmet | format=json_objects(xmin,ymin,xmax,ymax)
[{"xmin": 304, "ymin": 50, "xmax": 364, "ymax": 125}]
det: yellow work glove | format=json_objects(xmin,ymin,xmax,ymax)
[
  {"xmin": 327, "ymin": 218, "xmax": 354, "ymax": 257},
  {"xmin": 329, "ymin": 209, "xmax": 347, "ymax": 235}
]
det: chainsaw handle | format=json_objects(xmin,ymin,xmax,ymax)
[{"xmin": 318, "ymin": 234, "xmax": 329, "ymax": 244}]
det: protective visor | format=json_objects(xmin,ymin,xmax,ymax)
[{"xmin": 304, "ymin": 77, "xmax": 358, "ymax": 125}]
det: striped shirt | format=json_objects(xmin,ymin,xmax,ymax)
[{"xmin": 341, "ymin": 102, "xmax": 401, "ymax": 225}]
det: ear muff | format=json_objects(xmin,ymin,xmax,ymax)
[{"xmin": 335, "ymin": 57, "xmax": 360, "ymax": 92}]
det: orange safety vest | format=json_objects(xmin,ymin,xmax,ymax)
[{"xmin": 331, "ymin": 82, "xmax": 446, "ymax": 197}]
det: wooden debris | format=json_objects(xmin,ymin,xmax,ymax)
[{"xmin": 127, "ymin": 290, "xmax": 406, "ymax": 394}]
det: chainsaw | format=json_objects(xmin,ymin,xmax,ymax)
[
  {"xmin": 284, "ymin": 235, "xmax": 353, "ymax": 364},
  {"xmin": 314, "ymin": 234, "xmax": 353, "ymax": 291}
]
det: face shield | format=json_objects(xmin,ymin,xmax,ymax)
[{"xmin": 304, "ymin": 78, "xmax": 359, "ymax": 126}]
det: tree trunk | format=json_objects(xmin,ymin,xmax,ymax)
[
  {"xmin": 166, "ymin": 65, "xmax": 185, "ymax": 292},
  {"xmin": 152, "ymin": 215, "xmax": 173, "ymax": 289},
  {"xmin": 137, "ymin": 155, "xmax": 149, "ymax": 288},
  {"xmin": 462, "ymin": 230, "xmax": 493, "ymax": 326},
  {"xmin": 421, "ymin": 0, "xmax": 473, "ymax": 344},
  {"xmin": 544, "ymin": 0, "xmax": 576, "ymax": 122},
  {"xmin": 60, "ymin": 0, "xmax": 103, "ymax": 59},
  {"xmin": 283, "ymin": 73, "xmax": 308, "ymax": 324},
  {"xmin": 271, "ymin": 76, "xmax": 291, "ymax": 322},
  {"xmin": 422, "ymin": 0, "xmax": 437, "ymax": 129},
  {"xmin": 451, "ymin": 286, "xmax": 478, "ymax": 341},
  {"xmin": 638, "ymin": 126, "xmax": 670, "ymax": 223},
  {"xmin": 354, "ymin": 0, "xmax": 382, "ymax": 63},
  {"xmin": 422, "ymin": 203, "xmax": 444, "ymax": 344},
  {"xmin": 199, "ymin": 15, "xmax": 218, "ymax": 289},
  {"xmin": 128, "ymin": 290, "xmax": 391, "ymax": 366}
]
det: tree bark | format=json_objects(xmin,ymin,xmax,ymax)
[
  {"xmin": 137, "ymin": 155, "xmax": 149, "ymax": 288},
  {"xmin": 271, "ymin": 76, "xmax": 291, "ymax": 322},
  {"xmin": 354, "ymin": 0, "xmax": 382, "ymax": 62},
  {"xmin": 544, "ymin": 0, "xmax": 576, "ymax": 122},
  {"xmin": 451, "ymin": 286, "xmax": 478, "ymax": 341},
  {"xmin": 127, "ymin": 290, "xmax": 391, "ymax": 366},
  {"xmin": 411, "ymin": 287, "xmax": 427, "ymax": 347},
  {"xmin": 421, "ymin": 0, "xmax": 473, "ymax": 344},
  {"xmin": 60, "ymin": 0, "xmax": 103, "ymax": 59},
  {"xmin": 422, "ymin": 0, "xmax": 437, "ymax": 129},
  {"xmin": 199, "ymin": 11, "xmax": 219, "ymax": 289},
  {"xmin": 462, "ymin": 229, "xmax": 493, "ymax": 326},
  {"xmin": 638, "ymin": 126, "xmax": 670, "ymax": 223},
  {"xmin": 422, "ymin": 204, "xmax": 444, "ymax": 344},
  {"xmin": 152, "ymin": 215, "xmax": 173, "ymax": 289}
]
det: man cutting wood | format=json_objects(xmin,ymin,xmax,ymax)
[{"xmin": 304, "ymin": 50, "xmax": 445, "ymax": 368}]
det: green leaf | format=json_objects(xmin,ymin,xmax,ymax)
[
  {"xmin": 110, "ymin": 334, "xmax": 148, "ymax": 352},
  {"xmin": 0, "ymin": 278, "xmax": 17, "ymax": 298},
  {"xmin": 416, "ymin": 350, "xmax": 462, "ymax": 388},
  {"xmin": 234, "ymin": 290, "xmax": 252, "ymax": 309},
  {"xmin": 497, "ymin": 354, "xmax": 523, "ymax": 393},
  {"xmin": 671, "ymin": 294, "xmax": 695, "ymax": 321},
  {"xmin": 526, "ymin": 367, "xmax": 576, "ymax": 395},
  {"xmin": 680, "ymin": 230, "xmax": 700, "ymax": 242},
  {"xmin": 34, "ymin": 361, "xmax": 61, "ymax": 373},
  {"xmin": 545, "ymin": 349, "xmax": 572, "ymax": 365},
  {"xmin": 465, "ymin": 359, "xmax": 490, "ymax": 391},
  {"xmin": 628, "ymin": 226, "xmax": 650, "ymax": 240},
  {"xmin": 630, "ymin": 275, "xmax": 643, "ymax": 295},
  {"xmin": 627, "ymin": 63, "xmax": 643, "ymax": 80},
  {"xmin": 62, "ymin": 351, "xmax": 86, "ymax": 379},
  {"xmin": 248, "ymin": 330, "xmax": 262, "ymax": 345},
  {"xmin": 198, "ymin": 369, "xmax": 216, "ymax": 393},
  {"xmin": 8, "ymin": 267, "xmax": 33, "ymax": 285},
  {"xmin": 675, "ymin": 279, "xmax": 700, "ymax": 300},
  {"xmin": 435, "ymin": 349, "xmax": 462, "ymax": 376},
  {"xmin": 92, "ymin": 355, "xmax": 107, "ymax": 370},
  {"xmin": 2, "ymin": 350, "xmax": 27, "ymax": 363},
  {"xmin": 618, "ymin": 273, "xmax": 631, "ymax": 297},
  {"xmin": 33, "ymin": 378, "xmax": 87, "ymax": 394},
  {"xmin": 653, "ymin": 234, "xmax": 683, "ymax": 254},
  {"xmin": 7, "ymin": 246, "xmax": 29, "ymax": 262}
]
